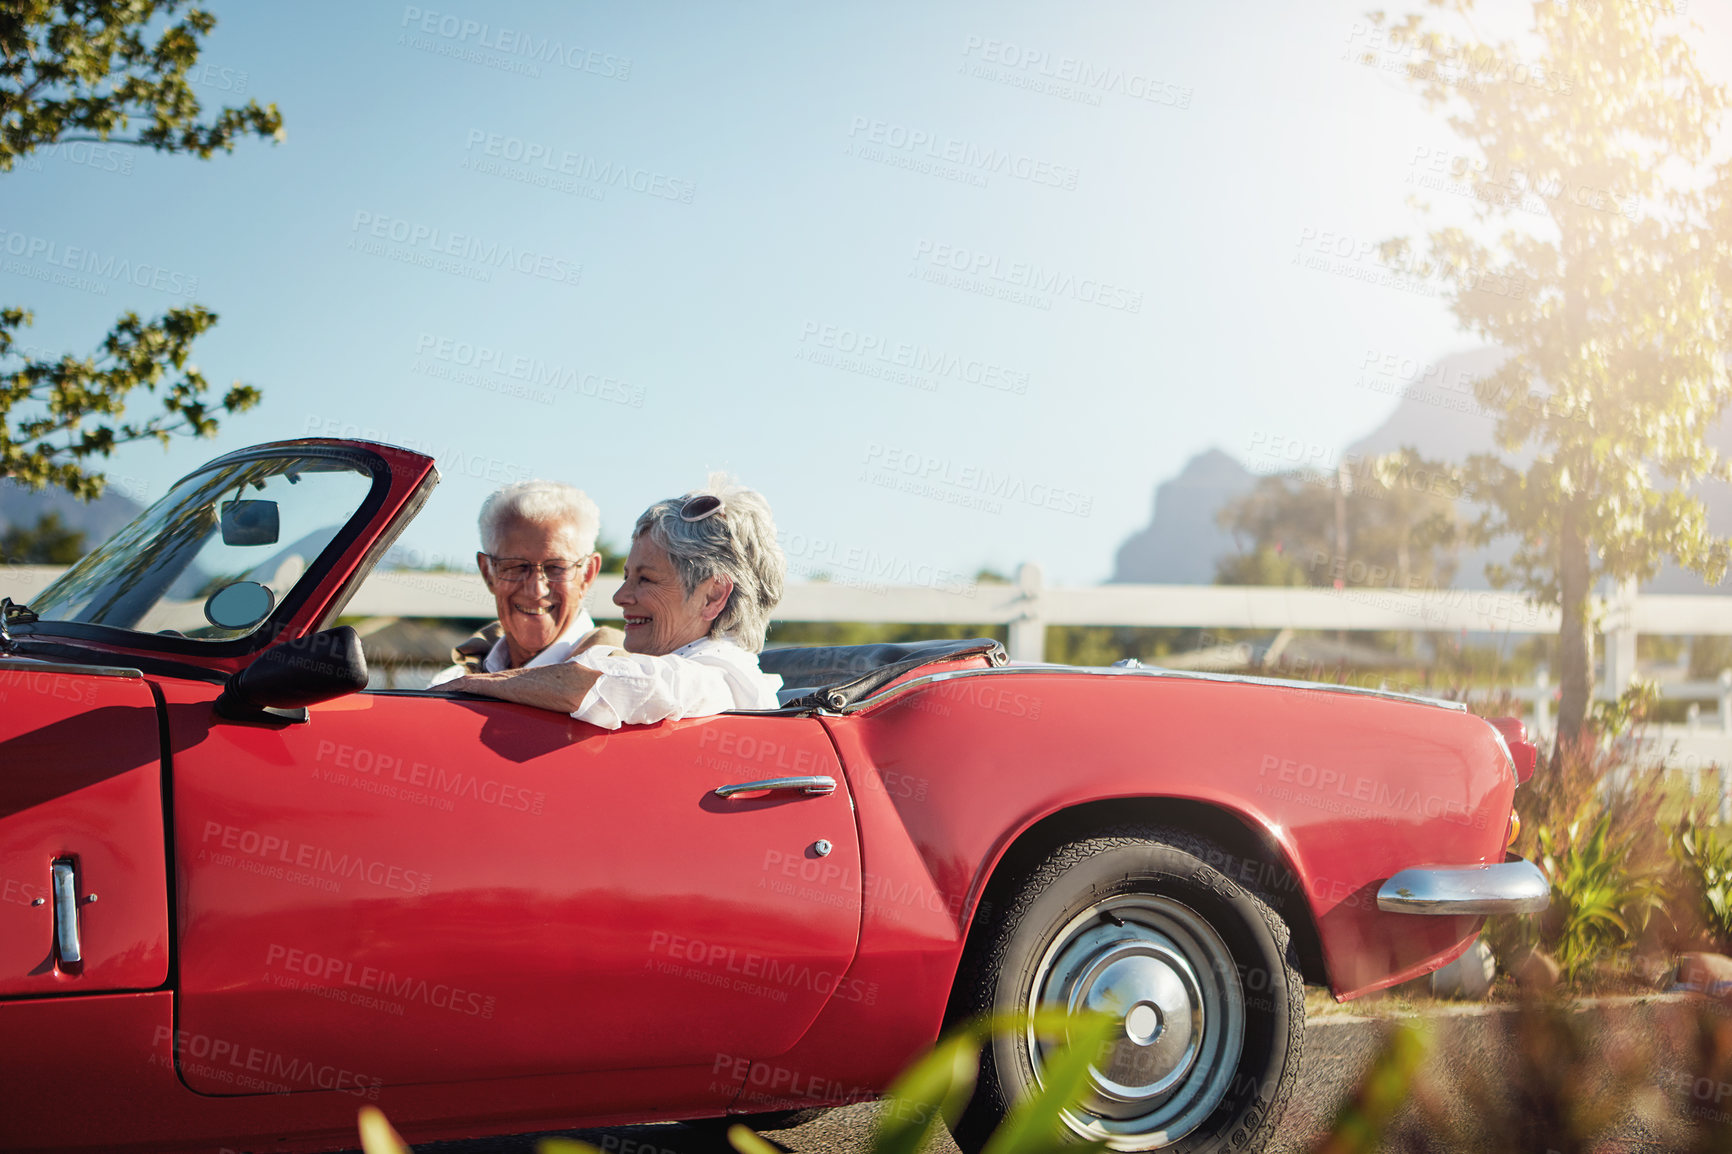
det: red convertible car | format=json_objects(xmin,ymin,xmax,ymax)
[{"xmin": 0, "ymin": 440, "xmax": 1546, "ymax": 1153}]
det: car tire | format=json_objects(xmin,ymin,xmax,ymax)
[{"xmin": 951, "ymin": 827, "xmax": 1304, "ymax": 1153}]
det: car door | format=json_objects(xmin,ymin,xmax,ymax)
[
  {"xmin": 0, "ymin": 662, "xmax": 168, "ymax": 997},
  {"xmin": 164, "ymin": 682, "xmax": 862, "ymax": 1096}
]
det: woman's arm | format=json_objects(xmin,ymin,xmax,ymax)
[{"xmin": 442, "ymin": 662, "xmax": 603, "ymax": 712}]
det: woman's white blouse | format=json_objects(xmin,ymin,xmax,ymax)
[{"xmin": 567, "ymin": 636, "xmax": 783, "ymax": 730}]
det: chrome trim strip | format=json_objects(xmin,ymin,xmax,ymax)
[
  {"xmin": 51, "ymin": 859, "xmax": 81, "ymax": 964},
  {"xmin": 0, "ymin": 657, "xmax": 142, "ymax": 679},
  {"xmin": 713, "ymin": 775, "xmax": 838, "ymax": 798},
  {"xmin": 1376, "ymin": 857, "xmax": 1550, "ymax": 915},
  {"xmin": 1483, "ymin": 721, "xmax": 1518, "ymax": 781},
  {"xmin": 844, "ymin": 663, "xmax": 1467, "ymax": 715}
]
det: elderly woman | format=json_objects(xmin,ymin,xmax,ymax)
[
  {"xmin": 427, "ymin": 481, "xmax": 621, "ymax": 687},
  {"xmin": 443, "ymin": 477, "xmax": 784, "ymax": 727}
]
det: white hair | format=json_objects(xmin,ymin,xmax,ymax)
[
  {"xmin": 478, "ymin": 481, "xmax": 600, "ymax": 555},
  {"xmin": 633, "ymin": 473, "xmax": 785, "ymax": 652}
]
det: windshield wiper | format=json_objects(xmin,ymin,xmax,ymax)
[{"xmin": 0, "ymin": 597, "xmax": 38, "ymax": 655}]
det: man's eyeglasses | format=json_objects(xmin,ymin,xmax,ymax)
[{"xmin": 484, "ymin": 555, "xmax": 590, "ymax": 585}]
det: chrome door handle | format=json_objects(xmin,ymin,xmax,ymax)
[
  {"xmin": 713, "ymin": 776, "xmax": 837, "ymax": 798},
  {"xmin": 52, "ymin": 858, "xmax": 81, "ymax": 965}
]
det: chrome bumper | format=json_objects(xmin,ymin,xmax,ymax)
[{"xmin": 1376, "ymin": 855, "xmax": 1550, "ymax": 915}]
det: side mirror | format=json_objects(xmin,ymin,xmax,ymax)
[
  {"xmin": 221, "ymin": 500, "xmax": 280, "ymax": 546},
  {"xmin": 215, "ymin": 626, "xmax": 368, "ymax": 724}
]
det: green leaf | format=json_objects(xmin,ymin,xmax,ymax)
[
  {"xmin": 874, "ymin": 1030, "xmax": 982, "ymax": 1154},
  {"xmin": 728, "ymin": 1123, "xmax": 786, "ymax": 1154},
  {"xmin": 980, "ymin": 1013, "xmax": 1116, "ymax": 1154},
  {"xmin": 1314, "ymin": 1023, "xmax": 1429, "ymax": 1154}
]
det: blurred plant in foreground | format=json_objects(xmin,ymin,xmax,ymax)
[{"xmin": 356, "ymin": 1009, "xmax": 1115, "ymax": 1154}]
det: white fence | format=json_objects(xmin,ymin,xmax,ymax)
[
  {"xmin": 8, "ymin": 561, "xmax": 1731, "ymax": 704},
  {"xmin": 11, "ymin": 560, "xmax": 1732, "ymax": 770}
]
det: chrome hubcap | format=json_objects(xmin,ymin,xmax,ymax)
[{"xmin": 1027, "ymin": 896, "xmax": 1245, "ymax": 1148}]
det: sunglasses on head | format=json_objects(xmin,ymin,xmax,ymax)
[{"xmin": 680, "ymin": 494, "xmax": 723, "ymax": 522}]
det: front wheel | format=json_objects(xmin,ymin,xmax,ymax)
[{"xmin": 952, "ymin": 828, "xmax": 1304, "ymax": 1153}]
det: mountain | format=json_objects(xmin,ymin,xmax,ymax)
[
  {"xmin": 1111, "ymin": 448, "xmax": 1257, "ymax": 583},
  {"xmin": 1112, "ymin": 346, "xmax": 1732, "ymax": 594},
  {"xmin": 1341, "ymin": 347, "xmax": 1510, "ymax": 463},
  {"xmin": 0, "ymin": 479, "xmax": 144, "ymax": 545}
]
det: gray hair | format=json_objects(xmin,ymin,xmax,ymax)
[
  {"xmin": 633, "ymin": 474, "xmax": 785, "ymax": 652},
  {"xmin": 479, "ymin": 481, "xmax": 600, "ymax": 555}
]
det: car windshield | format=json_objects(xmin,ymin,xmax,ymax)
[{"xmin": 27, "ymin": 451, "xmax": 376, "ymax": 642}]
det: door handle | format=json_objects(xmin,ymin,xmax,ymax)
[
  {"xmin": 713, "ymin": 775, "xmax": 837, "ymax": 798},
  {"xmin": 51, "ymin": 858, "xmax": 82, "ymax": 966}
]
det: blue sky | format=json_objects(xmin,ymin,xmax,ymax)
[{"xmin": 5, "ymin": 1, "xmax": 1727, "ymax": 584}]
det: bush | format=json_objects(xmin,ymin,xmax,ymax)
[
  {"xmin": 1674, "ymin": 814, "xmax": 1732, "ymax": 951},
  {"xmin": 1487, "ymin": 736, "xmax": 1682, "ymax": 985},
  {"xmin": 1532, "ymin": 797, "xmax": 1670, "ymax": 984}
]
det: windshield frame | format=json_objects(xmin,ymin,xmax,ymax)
[{"xmin": 13, "ymin": 441, "xmax": 398, "ymax": 661}]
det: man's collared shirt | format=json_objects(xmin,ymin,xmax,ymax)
[{"xmin": 427, "ymin": 611, "xmax": 598, "ymax": 687}]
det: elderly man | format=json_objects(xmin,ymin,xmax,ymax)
[
  {"xmin": 428, "ymin": 480, "xmax": 621, "ymax": 687},
  {"xmin": 443, "ymin": 476, "xmax": 784, "ymax": 726}
]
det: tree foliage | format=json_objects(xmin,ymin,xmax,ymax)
[
  {"xmin": 1, "ymin": 305, "xmax": 258, "ymax": 498},
  {"xmin": 0, "ymin": 0, "xmax": 282, "ymax": 170},
  {"xmin": 1373, "ymin": 0, "xmax": 1732, "ymax": 741},
  {"xmin": 1214, "ymin": 451, "xmax": 1461, "ymax": 590},
  {"xmin": 0, "ymin": 510, "xmax": 85, "ymax": 563},
  {"xmin": 0, "ymin": 1, "xmax": 279, "ymax": 499}
]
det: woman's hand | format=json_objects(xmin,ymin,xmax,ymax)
[{"xmin": 443, "ymin": 663, "xmax": 604, "ymax": 713}]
